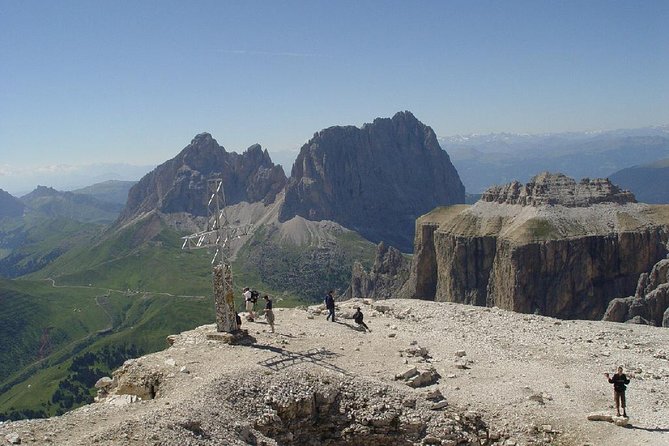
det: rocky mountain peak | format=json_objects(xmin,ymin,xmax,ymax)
[
  {"xmin": 279, "ymin": 112, "xmax": 464, "ymax": 251},
  {"xmin": 191, "ymin": 132, "xmax": 216, "ymax": 144},
  {"xmin": 22, "ymin": 185, "xmax": 58, "ymax": 199},
  {"xmin": 118, "ymin": 135, "xmax": 287, "ymax": 223},
  {"xmin": 480, "ymin": 172, "xmax": 636, "ymax": 207},
  {"xmin": 0, "ymin": 189, "xmax": 25, "ymax": 219}
]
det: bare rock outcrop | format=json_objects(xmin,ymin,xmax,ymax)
[
  {"xmin": 603, "ymin": 258, "xmax": 669, "ymax": 326},
  {"xmin": 402, "ymin": 173, "xmax": 669, "ymax": 319},
  {"xmin": 279, "ymin": 111, "xmax": 465, "ymax": 252},
  {"xmin": 346, "ymin": 242, "xmax": 410, "ymax": 299},
  {"xmin": 118, "ymin": 133, "xmax": 287, "ymax": 225},
  {"xmin": 481, "ymin": 172, "xmax": 636, "ymax": 207}
]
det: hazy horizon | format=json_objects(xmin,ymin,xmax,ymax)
[{"xmin": 1, "ymin": 0, "xmax": 668, "ymax": 193}]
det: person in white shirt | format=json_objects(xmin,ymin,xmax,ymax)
[{"xmin": 243, "ymin": 287, "xmax": 255, "ymax": 321}]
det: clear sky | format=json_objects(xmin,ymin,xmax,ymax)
[{"xmin": 1, "ymin": 0, "xmax": 668, "ymax": 175}]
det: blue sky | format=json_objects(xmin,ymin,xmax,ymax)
[{"xmin": 1, "ymin": 0, "xmax": 668, "ymax": 178}]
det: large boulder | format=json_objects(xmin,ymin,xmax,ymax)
[{"xmin": 402, "ymin": 173, "xmax": 669, "ymax": 319}]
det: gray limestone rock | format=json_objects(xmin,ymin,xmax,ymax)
[
  {"xmin": 402, "ymin": 173, "xmax": 669, "ymax": 320},
  {"xmin": 4, "ymin": 433, "xmax": 20, "ymax": 444},
  {"xmin": 278, "ymin": 111, "xmax": 464, "ymax": 252},
  {"xmin": 346, "ymin": 242, "xmax": 410, "ymax": 300},
  {"xmin": 481, "ymin": 172, "xmax": 636, "ymax": 207},
  {"xmin": 604, "ymin": 258, "xmax": 669, "ymax": 326},
  {"xmin": 119, "ymin": 134, "xmax": 286, "ymax": 225}
]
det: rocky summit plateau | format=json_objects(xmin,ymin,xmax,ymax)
[
  {"xmin": 400, "ymin": 173, "xmax": 669, "ymax": 322},
  {"xmin": 1, "ymin": 299, "xmax": 667, "ymax": 446}
]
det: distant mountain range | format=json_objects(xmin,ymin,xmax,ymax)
[
  {"xmin": 0, "ymin": 181, "xmax": 136, "ymax": 278},
  {"xmin": 439, "ymin": 125, "xmax": 669, "ymax": 193},
  {"xmin": 1, "ymin": 163, "xmax": 151, "ymax": 197},
  {"xmin": 21, "ymin": 186, "xmax": 124, "ymax": 224},
  {"xmin": 610, "ymin": 157, "xmax": 669, "ymax": 204},
  {"xmin": 72, "ymin": 180, "xmax": 136, "ymax": 206},
  {"xmin": 0, "ymin": 190, "xmax": 24, "ymax": 219}
]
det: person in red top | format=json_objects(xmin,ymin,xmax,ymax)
[{"xmin": 605, "ymin": 366, "xmax": 631, "ymax": 417}]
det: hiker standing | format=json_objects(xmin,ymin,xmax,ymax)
[
  {"xmin": 605, "ymin": 366, "xmax": 631, "ymax": 417},
  {"xmin": 251, "ymin": 289, "xmax": 259, "ymax": 316},
  {"xmin": 243, "ymin": 287, "xmax": 255, "ymax": 321},
  {"xmin": 263, "ymin": 295, "xmax": 275, "ymax": 333},
  {"xmin": 324, "ymin": 290, "xmax": 336, "ymax": 322},
  {"xmin": 353, "ymin": 307, "xmax": 370, "ymax": 332}
]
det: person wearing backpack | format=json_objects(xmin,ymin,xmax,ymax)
[{"xmin": 250, "ymin": 289, "xmax": 259, "ymax": 316}]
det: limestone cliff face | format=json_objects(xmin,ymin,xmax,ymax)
[
  {"xmin": 402, "ymin": 173, "xmax": 669, "ymax": 320},
  {"xmin": 119, "ymin": 133, "xmax": 286, "ymax": 223},
  {"xmin": 278, "ymin": 111, "xmax": 464, "ymax": 252},
  {"xmin": 604, "ymin": 258, "xmax": 669, "ymax": 327},
  {"xmin": 346, "ymin": 242, "xmax": 410, "ymax": 299}
]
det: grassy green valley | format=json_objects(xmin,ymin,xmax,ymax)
[
  {"xmin": 0, "ymin": 210, "xmax": 376, "ymax": 420},
  {"xmin": 0, "ymin": 217, "xmax": 103, "ymax": 278},
  {"xmin": 0, "ymin": 278, "xmax": 214, "ymax": 420}
]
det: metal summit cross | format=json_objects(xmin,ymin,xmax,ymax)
[{"xmin": 181, "ymin": 179, "xmax": 252, "ymax": 332}]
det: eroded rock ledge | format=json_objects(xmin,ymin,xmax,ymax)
[{"xmin": 481, "ymin": 172, "xmax": 636, "ymax": 207}]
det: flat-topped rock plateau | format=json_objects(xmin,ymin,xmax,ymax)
[{"xmin": 401, "ymin": 173, "xmax": 669, "ymax": 322}]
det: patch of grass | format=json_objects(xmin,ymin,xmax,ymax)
[{"xmin": 525, "ymin": 219, "xmax": 558, "ymax": 240}]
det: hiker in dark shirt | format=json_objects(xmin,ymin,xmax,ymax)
[
  {"xmin": 353, "ymin": 307, "xmax": 370, "ymax": 332},
  {"xmin": 263, "ymin": 295, "xmax": 275, "ymax": 333},
  {"xmin": 324, "ymin": 290, "xmax": 336, "ymax": 322},
  {"xmin": 605, "ymin": 366, "xmax": 631, "ymax": 417}
]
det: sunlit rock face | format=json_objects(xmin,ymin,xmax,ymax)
[{"xmin": 401, "ymin": 173, "xmax": 669, "ymax": 320}]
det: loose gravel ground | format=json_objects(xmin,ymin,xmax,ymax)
[{"xmin": 1, "ymin": 299, "xmax": 668, "ymax": 446}]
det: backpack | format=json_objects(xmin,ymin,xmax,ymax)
[{"xmin": 250, "ymin": 290, "xmax": 259, "ymax": 303}]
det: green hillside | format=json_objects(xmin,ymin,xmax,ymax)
[
  {"xmin": 32, "ymin": 212, "xmax": 376, "ymax": 303},
  {"xmin": 235, "ymin": 224, "xmax": 376, "ymax": 301},
  {"xmin": 28, "ymin": 213, "xmax": 212, "ymax": 296},
  {"xmin": 21, "ymin": 186, "xmax": 122, "ymax": 224},
  {"xmin": 72, "ymin": 180, "xmax": 136, "ymax": 206},
  {"xmin": 0, "ymin": 217, "xmax": 103, "ymax": 278},
  {"xmin": 0, "ymin": 279, "xmax": 213, "ymax": 420},
  {"xmin": 1, "ymin": 210, "xmax": 376, "ymax": 420}
]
